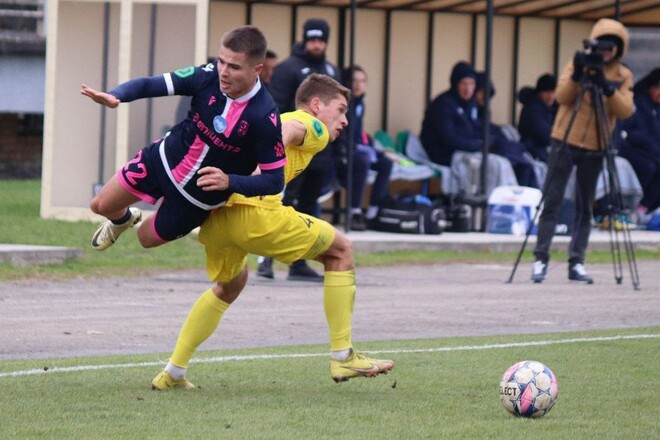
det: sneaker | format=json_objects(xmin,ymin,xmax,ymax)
[
  {"xmin": 287, "ymin": 260, "xmax": 323, "ymax": 282},
  {"xmin": 91, "ymin": 207, "xmax": 142, "ymax": 250},
  {"xmin": 350, "ymin": 213, "xmax": 367, "ymax": 231},
  {"xmin": 531, "ymin": 260, "xmax": 547, "ymax": 283},
  {"xmin": 151, "ymin": 370, "xmax": 195, "ymax": 390},
  {"xmin": 256, "ymin": 257, "xmax": 274, "ymax": 279},
  {"xmin": 599, "ymin": 214, "xmax": 636, "ymax": 231},
  {"xmin": 568, "ymin": 263, "xmax": 593, "ymax": 284},
  {"xmin": 330, "ymin": 349, "xmax": 395, "ymax": 383}
]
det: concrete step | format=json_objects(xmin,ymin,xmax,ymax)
[{"xmin": 0, "ymin": 244, "xmax": 82, "ymax": 266}]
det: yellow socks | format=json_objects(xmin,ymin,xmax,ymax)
[
  {"xmin": 167, "ymin": 271, "xmax": 354, "ymax": 372},
  {"xmin": 169, "ymin": 288, "xmax": 229, "ymax": 369},
  {"xmin": 324, "ymin": 270, "xmax": 355, "ymax": 352}
]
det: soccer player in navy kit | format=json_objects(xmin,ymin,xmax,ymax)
[
  {"xmin": 81, "ymin": 26, "xmax": 285, "ymax": 250},
  {"xmin": 151, "ymin": 75, "xmax": 394, "ymax": 390}
]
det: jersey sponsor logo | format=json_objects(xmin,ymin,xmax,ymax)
[
  {"xmin": 192, "ymin": 113, "xmax": 241, "ymax": 153},
  {"xmin": 312, "ymin": 120, "xmax": 324, "ymax": 138},
  {"xmin": 174, "ymin": 66, "xmax": 195, "ymax": 78},
  {"xmin": 213, "ymin": 115, "xmax": 227, "ymax": 133},
  {"xmin": 202, "ymin": 62, "xmax": 215, "ymax": 73},
  {"xmin": 238, "ymin": 120, "xmax": 249, "ymax": 137},
  {"xmin": 268, "ymin": 112, "xmax": 278, "ymax": 126},
  {"xmin": 208, "ymin": 96, "xmax": 216, "ymax": 106}
]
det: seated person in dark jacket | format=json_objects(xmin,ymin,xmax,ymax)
[
  {"xmin": 474, "ymin": 72, "xmax": 539, "ymax": 188},
  {"xmin": 620, "ymin": 67, "xmax": 660, "ymax": 214},
  {"xmin": 420, "ymin": 61, "xmax": 482, "ymax": 167},
  {"xmin": 336, "ymin": 65, "xmax": 393, "ymax": 231},
  {"xmin": 518, "ymin": 74, "xmax": 558, "ymax": 163}
]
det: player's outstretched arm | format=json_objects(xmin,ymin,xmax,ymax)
[{"xmin": 81, "ymin": 84, "xmax": 121, "ymax": 108}]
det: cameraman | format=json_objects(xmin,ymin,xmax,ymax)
[{"xmin": 531, "ymin": 18, "xmax": 634, "ymax": 284}]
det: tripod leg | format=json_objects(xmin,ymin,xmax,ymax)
[
  {"xmin": 592, "ymin": 87, "xmax": 641, "ymax": 290},
  {"xmin": 507, "ymin": 81, "xmax": 589, "ymax": 284},
  {"xmin": 506, "ymin": 204, "xmax": 540, "ymax": 283}
]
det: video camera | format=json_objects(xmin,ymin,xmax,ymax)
[{"xmin": 578, "ymin": 39, "xmax": 615, "ymax": 70}]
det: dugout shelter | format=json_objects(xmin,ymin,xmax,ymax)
[{"xmin": 41, "ymin": 0, "xmax": 660, "ymax": 221}]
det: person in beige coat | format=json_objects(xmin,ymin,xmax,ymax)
[{"xmin": 532, "ymin": 18, "xmax": 634, "ymax": 284}]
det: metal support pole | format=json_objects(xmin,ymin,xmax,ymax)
[{"xmin": 479, "ymin": 0, "xmax": 494, "ymax": 231}]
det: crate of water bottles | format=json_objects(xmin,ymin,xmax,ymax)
[{"xmin": 486, "ymin": 186, "xmax": 542, "ymax": 235}]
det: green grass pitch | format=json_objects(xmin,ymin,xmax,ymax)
[{"xmin": 1, "ymin": 327, "xmax": 658, "ymax": 439}]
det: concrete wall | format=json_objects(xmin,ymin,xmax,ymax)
[
  {"xmin": 41, "ymin": 0, "xmax": 606, "ymax": 219},
  {"xmin": 41, "ymin": 0, "xmax": 206, "ymax": 220}
]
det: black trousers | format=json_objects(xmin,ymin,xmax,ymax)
[{"xmin": 534, "ymin": 140, "xmax": 603, "ymax": 265}]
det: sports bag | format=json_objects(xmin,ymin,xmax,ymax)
[{"xmin": 370, "ymin": 195, "xmax": 446, "ymax": 234}]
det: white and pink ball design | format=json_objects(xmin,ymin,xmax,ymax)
[{"xmin": 499, "ymin": 360, "xmax": 558, "ymax": 418}]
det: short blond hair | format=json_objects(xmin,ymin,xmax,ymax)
[{"xmin": 295, "ymin": 74, "xmax": 351, "ymax": 108}]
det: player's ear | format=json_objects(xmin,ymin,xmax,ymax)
[{"xmin": 309, "ymin": 96, "xmax": 322, "ymax": 115}]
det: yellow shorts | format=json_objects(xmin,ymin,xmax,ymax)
[{"xmin": 198, "ymin": 203, "xmax": 336, "ymax": 283}]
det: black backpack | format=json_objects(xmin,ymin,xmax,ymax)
[{"xmin": 370, "ymin": 195, "xmax": 446, "ymax": 234}]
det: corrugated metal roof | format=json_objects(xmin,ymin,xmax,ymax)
[{"xmin": 226, "ymin": 0, "xmax": 660, "ymax": 26}]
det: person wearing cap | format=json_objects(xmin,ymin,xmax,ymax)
[
  {"xmin": 259, "ymin": 18, "xmax": 342, "ymax": 282},
  {"xmin": 531, "ymin": 18, "xmax": 634, "ymax": 285},
  {"xmin": 518, "ymin": 73, "xmax": 558, "ymax": 163},
  {"xmin": 420, "ymin": 61, "xmax": 482, "ymax": 167},
  {"xmin": 620, "ymin": 67, "xmax": 660, "ymax": 216}
]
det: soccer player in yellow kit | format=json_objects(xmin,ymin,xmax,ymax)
[{"xmin": 152, "ymin": 74, "xmax": 394, "ymax": 389}]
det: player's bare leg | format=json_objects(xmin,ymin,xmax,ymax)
[
  {"xmin": 135, "ymin": 216, "xmax": 169, "ymax": 249},
  {"xmin": 90, "ymin": 176, "xmax": 142, "ymax": 250}
]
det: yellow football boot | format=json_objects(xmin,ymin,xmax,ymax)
[
  {"xmin": 330, "ymin": 349, "xmax": 395, "ymax": 383},
  {"xmin": 151, "ymin": 370, "xmax": 196, "ymax": 390}
]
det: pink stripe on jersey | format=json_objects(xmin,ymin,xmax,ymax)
[
  {"xmin": 171, "ymin": 136, "xmax": 207, "ymax": 184},
  {"xmin": 259, "ymin": 158, "xmax": 287, "ymax": 171},
  {"xmin": 224, "ymin": 99, "xmax": 249, "ymax": 137},
  {"xmin": 149, "ymin": 208, "xmax": 169, "ymax": 244},
  {"xmin": 116, "ymin": 169, "xmax": 158, "ymax": 204}
]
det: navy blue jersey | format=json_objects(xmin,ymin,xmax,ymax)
[{"xmin": 111, "ymin": 62, "xmax": 286, "ymax": 210}]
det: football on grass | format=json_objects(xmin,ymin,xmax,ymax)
[{"xmin": 499, "ymin": 360, "xmax": 558, "ymax": 418}]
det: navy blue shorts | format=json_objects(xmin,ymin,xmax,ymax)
[{"xmin": 117, "ymin": 141, "xmax": 211, "ymax": 242}]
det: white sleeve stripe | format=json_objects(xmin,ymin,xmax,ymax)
[{"xmin": 163, "ymin": 73, "xmax": 175, "ymax": 95}]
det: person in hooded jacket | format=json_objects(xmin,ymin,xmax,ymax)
[
  {"xmin": 620, "ymin": 68, "xmax": 660, "ymax": 216},
  {"xmin": 474, "ymin": 72, "xmax": 539, "ymax": 188},
  {"xmin": 420, "ymin": 61, "xmax": 482, "ymax": 167},
  {"xmin": 518, "ymin": 74, "xmax": 558, "ymax": 163},
  {"xmin": 258, "ymin": 18, "xmax": 342, "ymax": 282},
  {"xmin": 531, "ymin": 18, "xmax": 634, "ymax": 285}
]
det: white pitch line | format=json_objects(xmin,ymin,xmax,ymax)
[{"xmin": 1, "ymin": 334, "xmax": 658, "ymax": 379}]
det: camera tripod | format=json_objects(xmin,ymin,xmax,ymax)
[{"xmin": 507, "ymin": 72, "xmax": 641, "ymax": 290}]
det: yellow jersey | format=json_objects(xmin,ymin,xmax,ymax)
[{"xmin": 226, "ymin": 109, "xmax": 329, "ymax": 209}]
